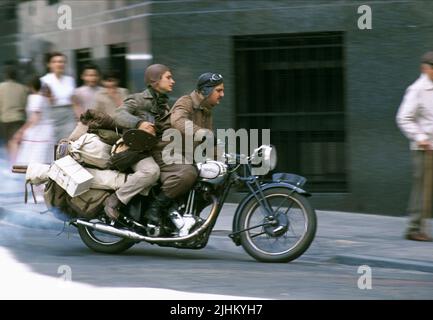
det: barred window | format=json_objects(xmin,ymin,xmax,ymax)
[
  {"xmin": 234, "ymin": 32, "xmax": 346, "ymax": 192},
  {"xmin": 109, "ymin": 43, "xmax": 128, "ymax": 89}
]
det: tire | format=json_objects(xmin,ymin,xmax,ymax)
[
  {"xmin": 239, "ymin": 188, "xmax": 317, "ymax": 263},
  {"xmin": 77, "ymin": 224, "xmax": 136, "ymax": 254}
]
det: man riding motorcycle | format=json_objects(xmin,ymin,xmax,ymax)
[
  {"xmin": 107, "ymin": 69, "xmax": 224, "ymax": 231},
  {"xmin": 104, "ymin": 64, "xmax": 175, "ymax": 221}
]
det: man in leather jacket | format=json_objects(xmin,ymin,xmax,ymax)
[{"xmin": 104, "ymin": 64, "xmax": 175, "ymax": 221}]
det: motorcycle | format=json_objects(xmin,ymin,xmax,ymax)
[{"xmin": 68, "ymin": 144, "xmax": 317, "ymax": 263}]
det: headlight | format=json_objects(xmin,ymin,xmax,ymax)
[
  {"xmin": 262, "ymin": 145, "xmax": 277, "ymax": 171},
  {"xmin": 268, "ymin": 145, "xmax": 277, "ymax": 171}
]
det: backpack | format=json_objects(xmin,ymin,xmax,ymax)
[
  {"xmin": 44, "ymin": 179, "xmax": 112, "ymax": 219},
  {"xmin": 44, "ymin": 179, "xmax": 72, "ymax": 215},
  {"xmin": 66, "ymin": 188, "xmax": 112, "ymax": 219}
]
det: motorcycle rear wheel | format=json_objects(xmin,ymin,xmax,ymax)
[
  {"xmin": 77, "ymin": 222, "xmax": 136, "ymax": 254},
  {"xmin": 239, "ymin": 188, "xmax": 317, "ymax": 263}
]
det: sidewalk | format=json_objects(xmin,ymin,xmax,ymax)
[{"xmin": 1, "ymin": 155, "xmax": 433, "ymax": 273}]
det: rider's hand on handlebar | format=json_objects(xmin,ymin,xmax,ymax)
[{"xmin": 138, "ymin": 121, "xmax": 156, "ymax": 136}]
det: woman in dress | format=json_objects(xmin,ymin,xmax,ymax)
[
  {"xmin": 14, "ymin": 76, "xmax": 54, "ymax": 165},
  {"xmin": 40, "ymin": 52, "xmax": 76, "ymax": 143}
]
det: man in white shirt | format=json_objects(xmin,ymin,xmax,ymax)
[{"xmin": 396, "ymin": 51, "xmax": 433, "ymax": 241}]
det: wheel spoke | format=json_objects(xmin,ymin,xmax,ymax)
[
  {"xmin": 250, "ymin": 231, "xmax": 267, "ymax": 238},
  {"xmin": 244, "ymin": 193, "xmax": 311, "ymax": 255},
  {"xmin": 274, "ymin": 196, "xmax": 294, "ymax": 216},
  {"xmin": 288, "ymin": 221, "xmax": 298, "ymax": 238}
]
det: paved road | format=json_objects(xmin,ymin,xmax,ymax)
[
  {"xmin": 1, "ymin": 154, "xmax": 432, "ymax": 299},
  {"xmin": 1, "ymin": 219, "xmax": 432, "ymax": 299}
]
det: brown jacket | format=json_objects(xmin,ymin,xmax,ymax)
[
  {"xmin": 171, "ymin": 90, "xmax": 213, "ymax": 135},
  {"xmin": 168, "ymin": 90, "xmax": 216, "ymax": 160}
]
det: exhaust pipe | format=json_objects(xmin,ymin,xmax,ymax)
[
  {"xmin": 74, "ymin": 220, "xmax": 147, "ymax": 241},
  {"xmin": 74, "ymin": 195, "xmax": 219, "ymax": 243}
]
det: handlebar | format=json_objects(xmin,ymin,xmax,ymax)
[{"xmin": 223, "ymin": 153, "xmax": 250, "ymax": 164}]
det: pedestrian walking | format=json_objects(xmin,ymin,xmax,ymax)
[
  {"xmin": 0, "ymin": 64, "xmax": 28, "ymax": 163},
  {"xmin": 396, "ymin": 51, "xmax": 433, "ymax": 242},
  {"xmin": 93, "ymin": 70, "xmax": 129, "ymax": 117},
  {"xmin": 40, "ymin": 52, "xmax": 76, "ymax": 143},
  {"xmin": 14, "ymin": 76, "xmax": 54, "ymax": 165},
  {"xmin": 72, "ymin": 63, "xmax": 102, "ymax": 116}
]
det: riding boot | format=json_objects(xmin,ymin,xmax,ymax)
[
  {"xmin": 104, "ymin": 193, "xmax": 124, "ymax": 221},
  {"xmin": 144, "ymin": 191, "xmax": 174, "ymax": 225}
]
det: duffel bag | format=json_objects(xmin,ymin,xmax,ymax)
[
  {"xmin": 66, "ymin": 188, "xmax": 112, "ymax": 219},
  {"xmin": 69, "ymin": 133, "xmax": 112, "ymax": 169}
]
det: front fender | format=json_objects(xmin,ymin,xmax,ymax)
[{"xmin": 230, "ymin": 182, "xmax": 310, "ymax": 246}]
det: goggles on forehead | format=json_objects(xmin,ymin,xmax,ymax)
[{"xmin": 210, "ymin": 73, "xmax": 223, "ymax": 83}]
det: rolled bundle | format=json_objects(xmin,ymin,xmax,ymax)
[{"xmin": 12, "ymin": 165, "xmax": 28, "ymax": 174}]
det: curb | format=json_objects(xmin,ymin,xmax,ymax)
[{"xmin": 329, "ymin": 254, "xmax": 433, "ymax": 274}]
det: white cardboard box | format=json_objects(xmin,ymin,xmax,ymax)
[{"xmin": 48, "ymin": 155, "xmax": 94, "ymax": 197}]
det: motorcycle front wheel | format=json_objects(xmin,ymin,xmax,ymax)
[
  {"xmin": 238, "ymin": 188, "xmax": 317, "ymax": 263},
  {"xmin": 77, "ymin": 220, "xmax": 136, "ymax": 254}
]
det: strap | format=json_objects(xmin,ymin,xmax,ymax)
[
  {"xmin": 24, "ymin": 180, "xmax": 38, "ymax": 204},
  {"xmin": 31, "ymin": 183, "xmax": 37, "ymax": 204},
  {"xmin": 24, "ymin": 181, "xmax": 28, "ymax": 204}
]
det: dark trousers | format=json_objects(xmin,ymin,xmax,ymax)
[
  {"xmin": 1, "ymin": 120, "xmax": 25, "ymax": 142},
  {"xmin": 152, "ymin": 150, "xmax": 198, "ymax": 199},
  {"xmin": 406, "ymin": 150, "xmax": 433, "ymax": 234}
]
